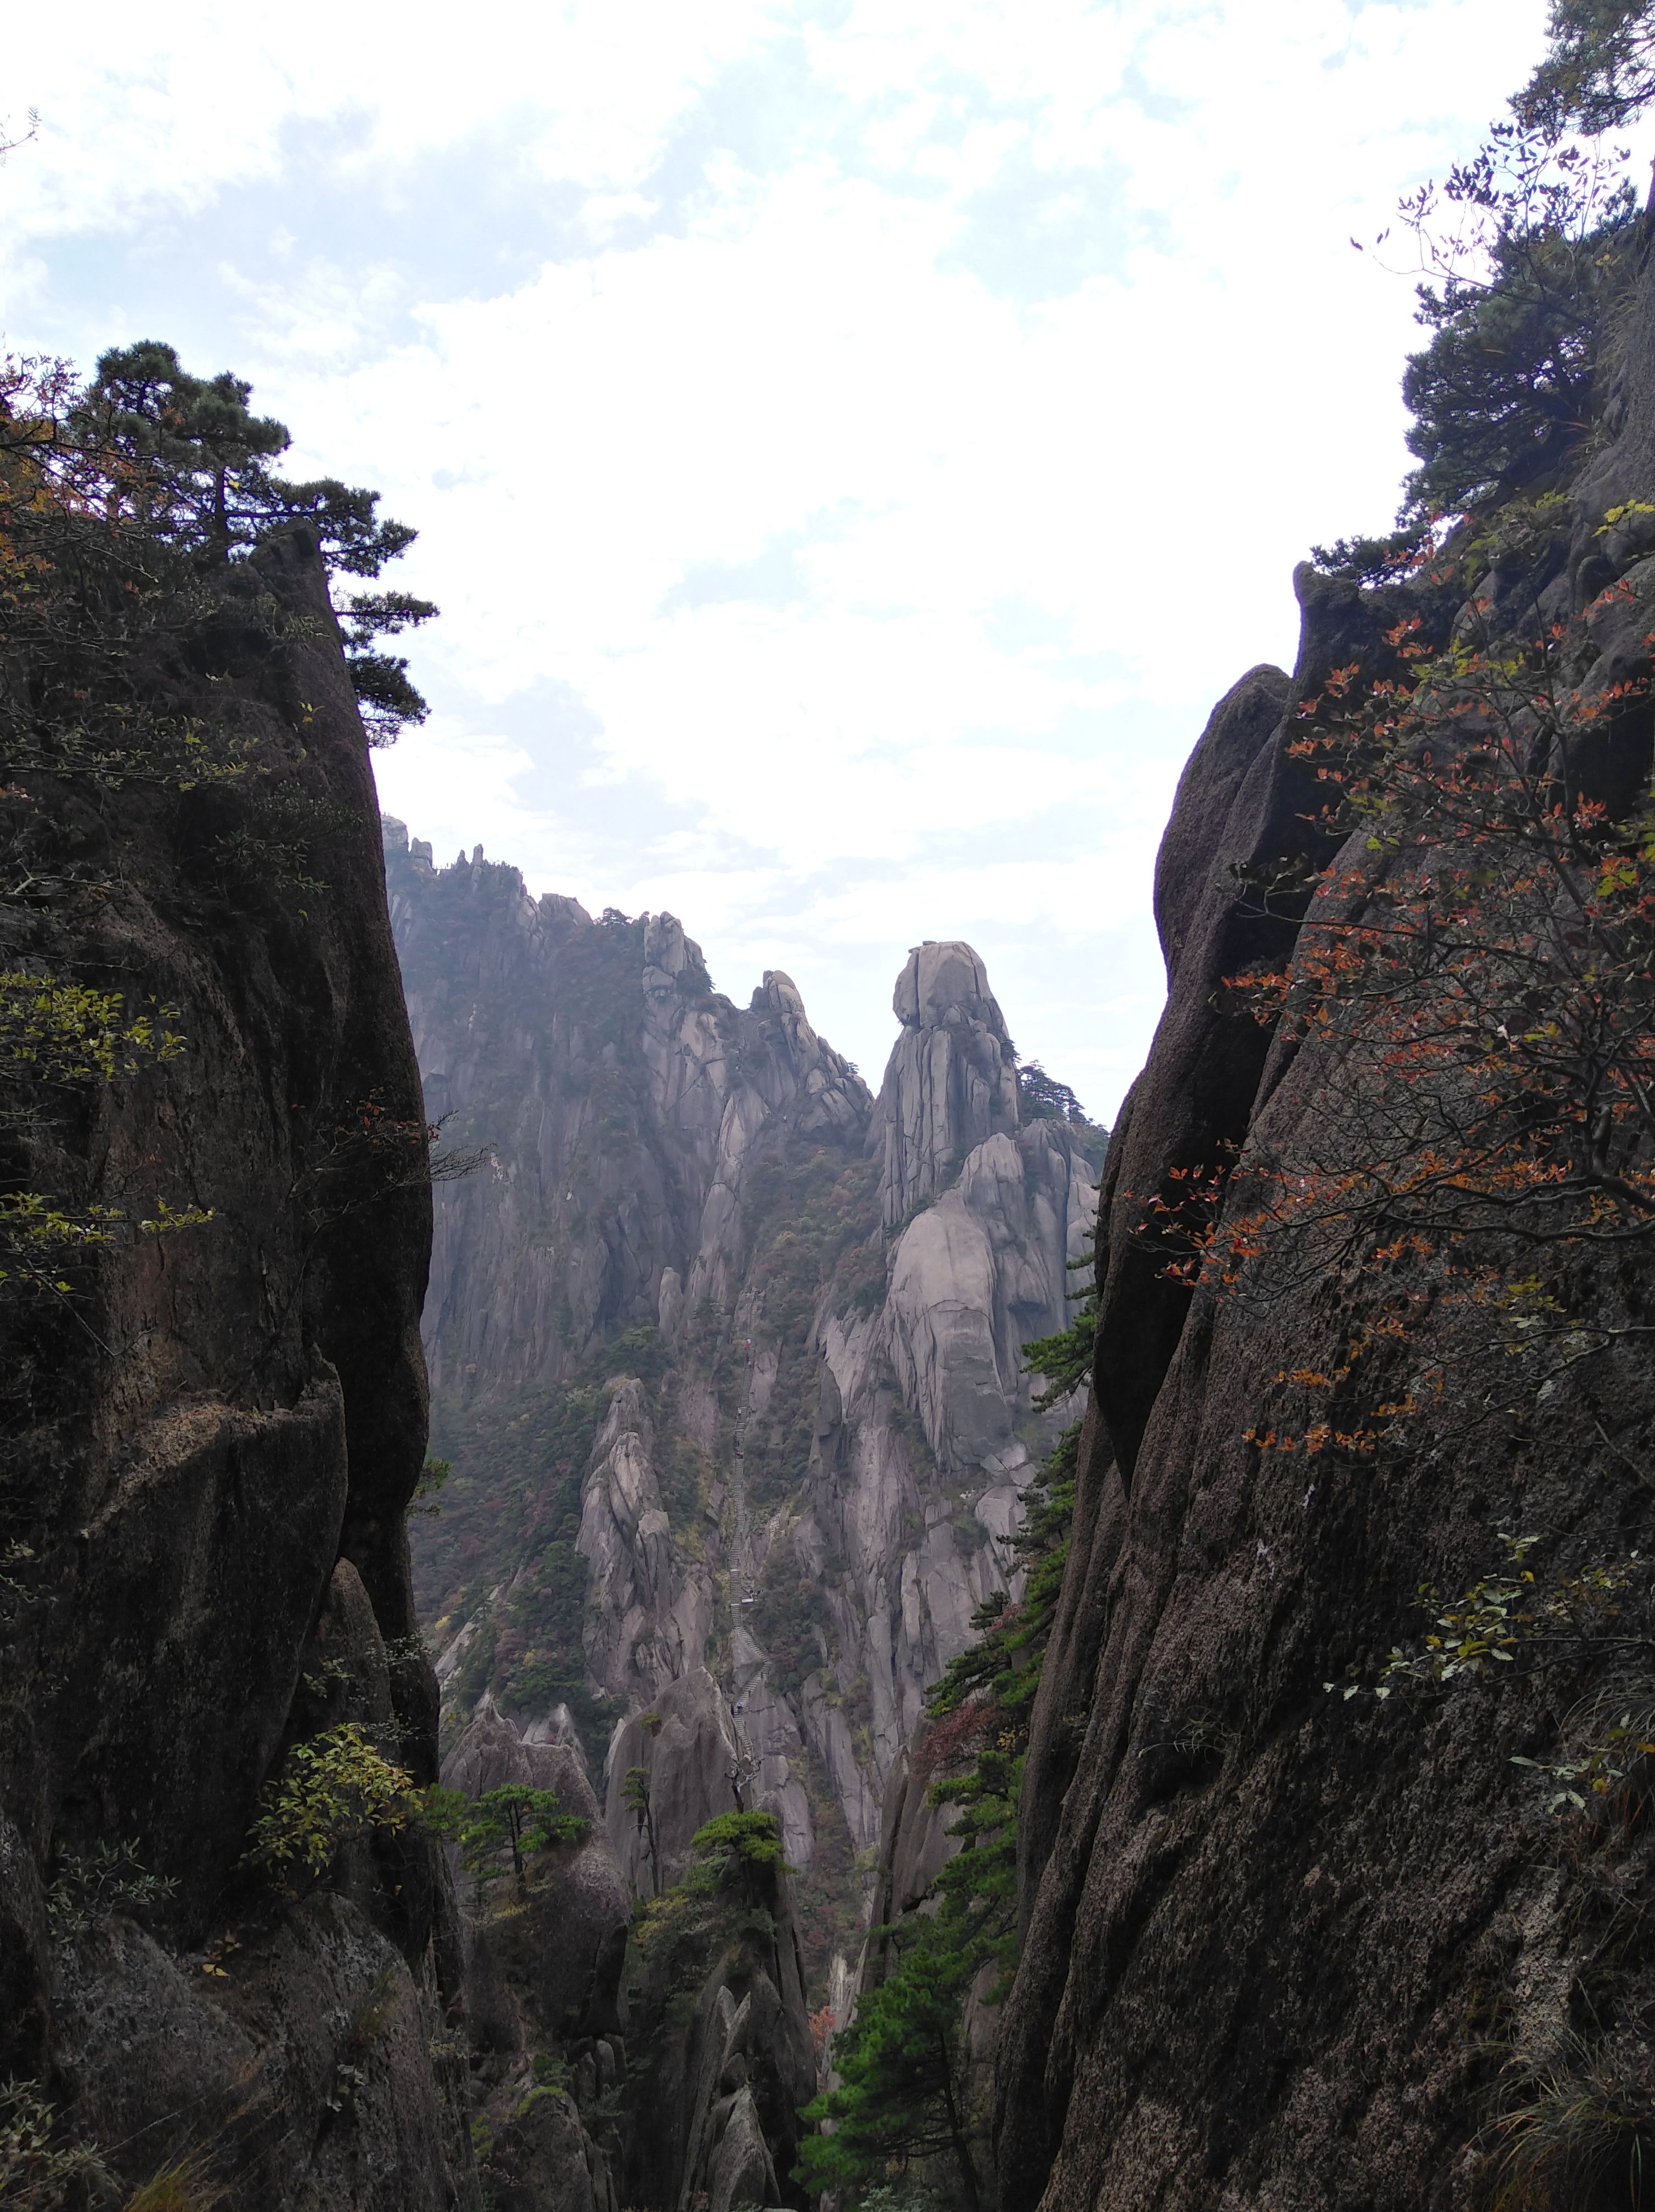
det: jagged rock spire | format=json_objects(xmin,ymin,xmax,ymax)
[{"xmin": 872, "ymin": 939, "xmax": 1021, "ymax": 1228}]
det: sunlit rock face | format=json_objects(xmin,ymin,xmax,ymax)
[{"xmin": 391, "ymin": 861, "xmax": 1101, "ymax": 2036}]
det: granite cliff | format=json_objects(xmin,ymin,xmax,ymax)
[
  {"xmin": 0, "ymin": 528, "xmax": 476, "ymax": 2206},
  {"xmin": 990, "ymin": 170, "xmax": 1655, "ymax": 2212},
  {"xmin": 385, "ymin": 838, "xmax": 1101, "ymax": 1995}
]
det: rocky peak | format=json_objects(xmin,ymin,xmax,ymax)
[
  {"xmin": 872, "ymin": 938, "xmax": 1021, "ymax": 1229},
  {"xmin": 401, "ymin": 874, "xmax": 1104, "ymax": 2075},
  {"xmin": 893, "ymin": 938, "xmax": 1008, "ymax": 1034},
  {"xmin": 384, "ymin": 843, "xmax": 873, "ymax": 1394}
]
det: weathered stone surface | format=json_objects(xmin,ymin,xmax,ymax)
[
  {"xmin": 55, "ymin": 1895, "xmax": 475, "ymax": 2212},
  {"xmin": 487, "ymin": 2086, "xmax": 611, "ymax": 2212},
  {"xmin": 386, "ymin": 849, "xmax": 872, "ymax": 1397},
  {"xmin": 442, "ymin": 1696, "xmax": 629, "ymax": 2041},
  {"xmin": 994, "ymin": 241, "xmax": 1655, "ymax": 2212},
  {"xmin": 617, "ymin": 1845, "xmax": 816, "ymax": 2212},
  {"xmin": 601, "ymin": 1666, "xmax": 741, "ymax": 1894},
  {"xmin": 874, "ymin": 939, "xmax": 1021, "ymax": 1228},
  {"xmin": 401, "ymin": 884, "xmax": 1099, "ymax": 1938},
  {"xmin": 0, "ymin": 528, "xmax": 472, "ymax": 2203},
  {"xmin": 887, "ymin": 1121, "xmax": 1096, "ymax": 1473},
  {"xmin": 576, "ymin": 1379, "xmax": 715, "ymax": 1700}
]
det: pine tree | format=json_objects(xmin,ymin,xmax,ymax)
[{"xmin": 73, "ymin": 341, "xmax": 437, "ymax": 741}]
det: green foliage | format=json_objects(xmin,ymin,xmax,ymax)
[
  {"xmin": 1511, "ymin": 1685, "xmax": 1655, "ymax": 1813},
  {"xmin": 0, "ymin": 973, "xmax": 212, "ymax": 1297},
  {"xmin": 10, "ymin": 338, "xmax": 435, "ymax": 754},
  {"xmin": 1309, "ymin": 523, "xmax": 1436, "ymax": 586},
  {"xmin": 241, "ymin": 1721, "xmax": 416, "ymax": 1883},
  {"xmin": 460, "ymin": 1783, "xmax": 587, "ymax": 1883},
  {"xmin": 1366, "ymin": 1531, "xmax": 1549, "ymax": 1692},
  {"xmin": 689, "ymin": 1809, "xmax": 785, "ymax": 1870},
  {"xmin": 623, "ymin": 1765, "xmax": 661, "ymax": 1896},
  {"xmin": 807, "ymin": 1308, "xmax": 1096, "ymax": 2209},
  {"xmin": 0, "ymin": 341, "xmax": 429, "ymax": 1341},
  {"xmin": 1331, "ymin": 1533, "xmax": 1643, "ymax": 1707},
  {"xmin": 1015, "ymin": 1059, "xmax": 1090, "ymax": 1125},
  {"xmin": 1518, "ymin": 0, "xmax": 1655, "ymax": 132},
  {"xmin": 46, "ymin": 1839, "xmax": 178, "ymax": 1938},
  {"xmin": 1396, "ymin": 123, "xmax": 1637, "ymax": 520},
  {"xmin": 0, "ymin": 2079, "xmax": 110, "ymax": 2209},
  {"xmin": 423, "ymin": 1780, "xmax": 587, "ymax": 1892},
  {"xmin": 0, "ymin": 974, "xmax": 184, "ymax": 1088},
  {"xmin": 409, "ymin": 1455, "xmax": 450, "ymax": 1517},
  {"xmin": 1021, "ymin": 1250, "xmax": 1096, "ymax": 1412},
  {"xmin": 339, "ymin": 591, "xmax": 439, "ymax": 745},
  {"xmin": 77, "ymin": 339, "xmax": 429, "ymax": 596},
  {"xmin": 1485, "ymin": 2027, "xmax": 1655, "ymax": 2205},
  {"xmin": 123, "ymin": 2147, "xmax": 228, "ymax": 2210},
  {"xmin": 797, "ymin": 1912, "xmax": 986, "ymax": 2210}
]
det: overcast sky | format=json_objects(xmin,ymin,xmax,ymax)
[{"xmin": 2, "ymin": 0, "xmax": 1560, "ymax": 1116}]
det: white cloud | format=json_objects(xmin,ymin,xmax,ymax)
[{"xmin": 0, "ymin": 0, "xmax": 1573, "ymax": 1106}]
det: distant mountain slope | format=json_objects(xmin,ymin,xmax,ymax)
[{"xmin": 384, "ymin": 826, "xmax": 1102, "ymax": 1986}]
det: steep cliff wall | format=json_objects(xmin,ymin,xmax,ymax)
[
  {"xmin": 994, "ymin": 224, "xmax": 1655, "ymax": 2212},
  {"xmin": 387, "ymin": 844, "xmax": 1101, "ymax": 2006},
  {"xmin": 0, "ymin": 531, "xmax": 474, "ymax": 2205}
]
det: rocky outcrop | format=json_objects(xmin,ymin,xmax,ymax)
[
  {"xmin": 887, "ymin": 1119, "xmax": 1096, "ymax": 1475},
  {"xmin": 438, "ymin": 1700, "xmax": 628, "ymax": 2210},
  {"xmin": 874, "ymin": 939, "xmax": 1021, "ymax": 1228},
  {"xmin": 617, "ymin": 1829, "xmax": 818, "ymax": 2212},
  {"xmin": 396, "ymin": 844, "xmax": 1102, "ymax": 1964},
  {"xmin": 577, "ymin": 1380, "xmax": 715, "ymax": 1702},
  {"xmin": 0, "ymin": 531, "xmax": 473, "ymax": 2204},
  {"xmin": 602, "ymin": 1666, "xmax": 744, "ymax": 1895},
  {"xmin": 386, "ymin": 845, "xmax": 871, "ymax": 1397},
  {"xmin": 993, "ymin": 234, "xmax": 1655, "ymax": 2212}
]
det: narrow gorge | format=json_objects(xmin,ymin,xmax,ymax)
[{"xmin": 10, "ymin": 11, "xmax": 1655, "ymax": 2209}]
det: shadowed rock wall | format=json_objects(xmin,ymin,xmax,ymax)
[
  {"xmin": 994, "ymin": 238, "xmax": 1655, "ymax": 2212},
  {"xmin": 0, "ymin": 531, "xmax": 474, "ymax": 2204}
]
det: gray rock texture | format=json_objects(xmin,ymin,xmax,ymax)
[
  {"xmin": 0, "ymin": 529, "xmax": 474, "ymax": 2204},
  {"xmin": 876, "ymin": 939, "xmax": 1021, "ymax": 1228},
  {"xmin": 395, "ymin": 861, "xmax": 1102, "ymax": 1978},
  {"xmin": 993, "ymin": 232, "xmax": 1655, "ymax": 2212},
  {"xmin": 617, "ymin": 1838, "xmax": 817, "ymax": 2212},
  {"xmin": 438, "ymin": 1699, "xmax": 628, "ymax": 2208}
]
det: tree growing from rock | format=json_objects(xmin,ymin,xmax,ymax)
[{"xmin": 424, "ymin": 1782, "xmax": 586, "ymax": 1894}]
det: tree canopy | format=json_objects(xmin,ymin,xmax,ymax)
[
  {"xmin": 1395, "ymin": 126, "xmax": 1638, "ymax": 522},
  {"xmin": 1517, "ymin": 0, "xmax": 1655, "ymax": 132},
  {"xmin": 8, "ymin": 341, "xmax": 437, "ymax": 746}
]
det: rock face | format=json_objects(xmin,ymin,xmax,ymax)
[
  {"xmin": 389, "ymin": 847, "xmax": 1103, "ymax": 2026},
  {"xmin": 389, "ymin": 859, "xmax": 868, "ymax": 1398},
  {"xmin": 617, "ymin": 1826, "xmax": 819, "ymax": 2212},
  {"xmin": 878, "ymin": 940, "xmax": 1021, "ymax": 1227},
  {"xmin": 992, "ymin": 239, "xmax": 1655, "ymax": 2211},
  {"xmin": 438, "ymin": 1699, "xmax": 627, "ymax": 2211},
  {"xmin": 0, "ymin": 532, "xmax": 474, "ymax": 2204}
]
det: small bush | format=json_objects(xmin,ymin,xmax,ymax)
[
  {"xmin": 241, "ymin": 1722, "xmax": 415, "ymax": 1882},
  {"xmin": 47, "ymin": 1839, "xmax": 178, "ymax": 1938},
  {"xmin": 0, "ymin": 2079, "xmax": 110, "ymax": 2210},
  {"xmin": 688, "ymin": 1810, "xmax": 784, "ymax": 1870}
]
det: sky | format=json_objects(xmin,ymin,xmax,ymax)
[{"xmin": 0, "ymin": 0, "xmax": 1564, "ymax": 1118}]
